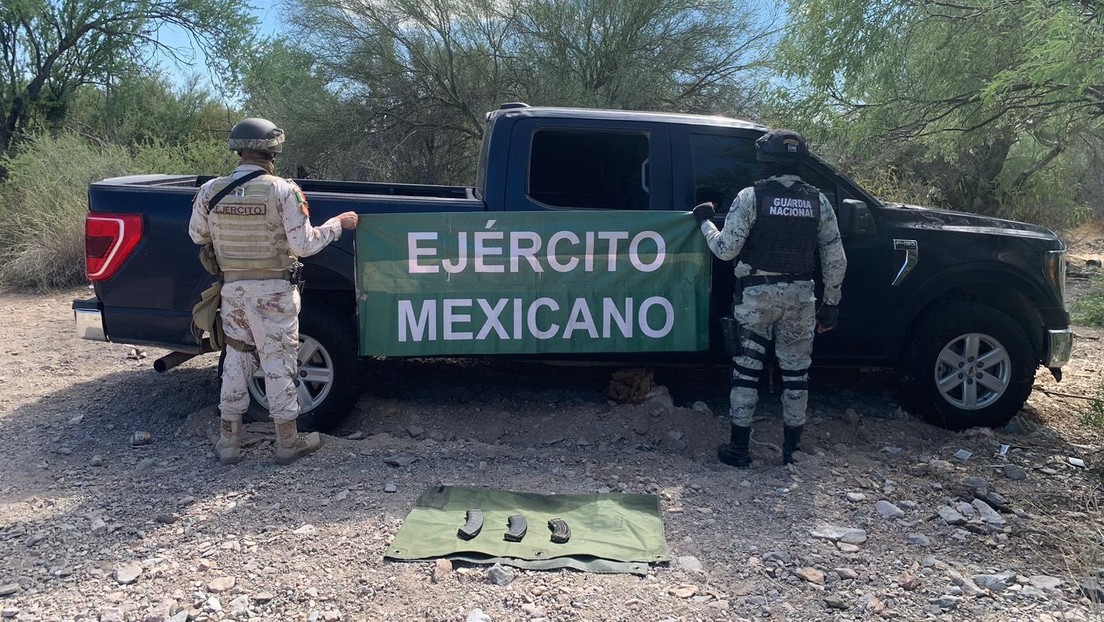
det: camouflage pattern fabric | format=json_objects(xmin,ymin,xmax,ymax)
[
  {"xmin": 729, "ymin": 281, "xmax": 816, "ymax": 427},
  {"xmin": 218, "ymin": 280, "xmax": 302, "ymax": 422},
  {"xmin": 700, "ymin": 174, "xmax": 847, "ymax": 305},
  {"xmin": 699, "ymin": 173, "xmax": 847, "ymax": 429},
  {"xmin": 188, "ymin": 163, "xmax": 346, "ymax": 424}
]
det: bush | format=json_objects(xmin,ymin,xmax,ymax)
[
  {"xmin": 0, "ymin": 132, "xmax": 235, "ymax": 291},
  {"xmin": 1073, "ymin": 276, "xmax": 1104, "ymax": 328}
]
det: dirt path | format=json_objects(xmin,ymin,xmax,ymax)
[{"xmin": 0, "ymin": 277, "xmax": 1102, "ymax": 621}]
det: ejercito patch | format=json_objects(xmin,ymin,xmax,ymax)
[{"xmin": 213, "ymin": 204, "xmax": 266, "ymax": 216}]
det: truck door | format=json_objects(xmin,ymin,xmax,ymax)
[{"xmin": 502, "ymin": 117, "xmax": 671, "ymax": 212}]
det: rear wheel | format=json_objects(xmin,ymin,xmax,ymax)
[
  {"xmin": 902, "ymin": 301, "xmax": 1035, "ymax": 430},
  {"xmin": 234, "ymin": 301, "xmax": 360, "ymax": 431}
]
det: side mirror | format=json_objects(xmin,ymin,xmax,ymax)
[{"xmin": 838, "ymin": 199, "xmax": 875, "ymax": 237}]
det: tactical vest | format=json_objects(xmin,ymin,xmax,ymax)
[
  {"xmin": 740, "ymin": 179, "xmax": 821, "ymax": 274},
  {"xmin": 207, "ymin": 174, "xmax": 294, "ymax": 272}
]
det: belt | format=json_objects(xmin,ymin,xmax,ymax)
[
  {"xmin": 223, "ymin": 269, "xmax": 291, "ymax": 283},
  {"xmin": 739, "ymin": 273, "xmax": 813, "ymax": 287}
]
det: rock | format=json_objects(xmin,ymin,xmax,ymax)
[
  {"xmin": 292, "ymin": 524, "xmax": 317, "ymax": 536},
  {"xmin": 205, "ymin": 596, "xmax": 222, "ymax": 613},
  {"xmin": 795, "ymin": 567, "xmax": 825, "ymax": 585},
  {"xmin": 1028, "ymin": 575, "xmax": 1062, "ymax": 590},
  {"xmin": 1003, "ymin": 464, "xmax": 1027, "ymax": 480},
  {"xmin": 971, "ymin": 499, "xmax": 1006, "ymax": 528},
  {"xmin": 973, "ymin": 574, "xmax": 1012, "ymax": 592},
  {"xmin": 253, "ymin": 592, "xmax": 275, "ymax": 603},
  {"xmin": 100, "ymin": 607, "xmax": 125, "ymax": 622},
  {"xmin": 0, "ymin": 585, "xmax": 17, "ymax": 598},
  {"xmin": 113, "ymin": 563, "xmax": 143, "ymax": 585},
  {"xmin": 207, "ymin": 576, "xmax": 236, "ymax": 593},
  {"xmin": 875, "ymin": 500, "xmax": 905, "ymax": 519},
  {"xmin": 938, "ymin": 506, "xmax": 967, "ymax": 525},
  {"xmin": 834, "ymin": 568, "xmax": 858, "ymax": 580},
  {"xmin": 322, "ymin": 611, "xmax": 341, "ymax": 622},
  {"xmin": 845, "ymin": 492, "xmax": 865, "ymax": 502},
  {"xmin": 228, "ymin": 595, "xmax": 249, "ymax": 616},
  {"xmin": 486, "ymin": 564, "xmax": 515, "ymax": 586},
  {"xmin": 432, "ymin": 558, "xmax": 453, "ymax": 583},
  {"xmin": 1, "ymin": 609, "xmax": 17, "ymax": 619},
  {"xmin": 466, "ymin": 609, "xmax": 492, "ymax": 622},
  {"xmin": 384, "ymin": 453, "xmax": 417, "ymax": 467},
  {"xmin": 668, "ymin": 584, "xmax": 698, "ymax": 599},
  {"xmin": 845, "ymin": 408, "xmax": 860, "ymax": 425},
  {"xmin": 25, "ymin": 533, "xmax": 45, "ymax": 547},
  {"xmin": 825, "ymin": 595, "xmax": 850, "ymax": 610},
  {"xmin": 168, "ymin": 613, "xmax": 187, "ymax": 622},
  {"xmin": 927, "ymin": 459, "xmax": 954, "ymax": 472},
  {"xmin": 143, "ymin": 599, "xmax": 174, "ymax": 622},
  {"xmin": 762, "ymin": 551, "xmax": 790, "ymax": 565},
  {"xmin": 677, "ymin": 556, "xmax": 705, "ymax": 574},
  {"xmin": 384, "ymin": 482, "xmax": 398, "ymax": 493},
  {"xmin": 855, "ymin": 594, "xmax": 886, "ymax": 615},
  {"xmin": 155, "ymin": 514, "xmax": 176, "ymax": 524},
  {"xmin": 91, "ymin": 454, "xmax": 105, "ymax": 467},
  {"xmin": 810, "ymin": 525, "xmax": 867, "ymax": 544},
  {"xmin": 897, "ymin": 572, "xmax": 922, "ymax": 590},
  {"xmin": 836, "ymin": 543, "xmax": 861, "ymax": 553},
  {"xmin": 908, "ymin": 533, "xmax": 931, "ymax": 547},
  {"xmin": 691, "ymin": 401, "xmax": 713, "ymax": 416},
  {"xmin": 949, "ymin": 571, "xmax": 985, "ymax": 596},
  {"xmin": 930, "ymin": 595, "xmax": 959, "ymax": 610}
]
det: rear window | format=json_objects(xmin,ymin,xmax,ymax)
[{"xmin": 528, "ymin": 130, "xmax": 650, "ymax": 210}]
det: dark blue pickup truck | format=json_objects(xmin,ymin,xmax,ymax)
[{"xmin": 74, "ymin": 104, "xmax": 1072, "ymax": 430}]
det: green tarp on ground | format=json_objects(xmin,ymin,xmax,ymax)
[{"xmin": 385, "ymin": 486, "xmax": 669, "ymax": 575}]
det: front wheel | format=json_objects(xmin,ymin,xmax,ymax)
[
  {"xmin": 242, "ymin": 301, "xmax": 361, "ymax": 431},
  {"xmin": 902, "ymin": 301, "xmax": 1036, "ymax": 430}
]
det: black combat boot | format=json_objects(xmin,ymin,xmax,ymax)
[
  {"xmin": 783, "ymin": 425, "xmax": 804, "ymax": 464},
  {"xmin": 717, "ymin": 424, "xmax": 752, "ymax": 468}
]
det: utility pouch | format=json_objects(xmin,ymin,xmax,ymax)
[
  {"xmin": 720, "ymin": 316, "xmax": 740, "ymax": 358},
  {"xmin": 289, "ymin": 261, "xmax": 305, "ymax": 291}
]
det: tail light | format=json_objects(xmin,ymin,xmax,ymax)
[{"xmin": 86, "ymin": 213, "xmax": 143, "ymax": 281}]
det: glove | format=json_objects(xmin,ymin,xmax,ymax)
[
  {"xmin": 693, "ymin": 202, "xmax": 716, "ymax": 225},
  {"xmin": 816, "ymin": 304, "xmax": 839, "ymax": 332}
]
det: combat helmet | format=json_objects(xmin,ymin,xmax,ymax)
[
  {"xmin": 755, "ymin": 129, "xmax": 808, "ymax": 163},
  {"xmin": 228, "ymin": 117, "xmax": 285, "ymax": 154}
]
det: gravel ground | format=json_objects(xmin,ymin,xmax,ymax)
[{"xmin": 1, "ymin": 248, "xmax": 1103, "ymax": 622}]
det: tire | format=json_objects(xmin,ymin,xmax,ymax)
[
  {"xmin": 901, "ymin": 301, "xmax": 1035, "ymax": 430},
  {"xmin": 218, "ymin": 301, "xmax": 360, "ymax": 431}
]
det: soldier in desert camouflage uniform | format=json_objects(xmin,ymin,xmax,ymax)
[
  {"xmin": 694, "ymin": 129, "xmax": 847, "ymax": 467},
  {"xmin": 189, "ymin": 118, "xmax": 358, "ymax": 465}
]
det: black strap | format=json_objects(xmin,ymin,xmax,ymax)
[
  {"xmin": 733, "ymin": 363, "xmax": 763, "ymax": 378},
  {"xmin": 744, "ymin": 331, "xmax": 772, "ymax": 349},
  {"xmin": 206, "ymin": 170, "xmax": 267, "ymax": 214},
  {"xmin": 782, "ymin": 380, "xmax": 810, "ymax": 391}
]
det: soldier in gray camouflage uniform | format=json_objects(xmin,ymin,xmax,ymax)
[
  {"xmin": 694, "ymin": 129, "xmax": 847, "ymax": 467},
  {"xmin": 189, "ymin": 118, "xmax": 358, "ymax": 465}
]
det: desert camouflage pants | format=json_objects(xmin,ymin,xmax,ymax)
[
  {"xmin": 729, "ymin": 280, "xmax": 817, "ymax": 428},
  {"xmin": 219, "ymin": 280, "xmax": 302, "ymax": 422}
]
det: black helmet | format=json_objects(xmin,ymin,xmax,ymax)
[
  {"xmin": 755, "ymin": 129, "xmax": 808, "ymax": 163},
  {"xmin": 228, "ymin": 117, "xmax": 285, "ymax": 154}
]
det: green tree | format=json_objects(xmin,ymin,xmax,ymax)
[
  {"xmin": 774, "ymin": 0, "xmax": 1104, "ymax": 225},
  {"xmin": 0, "ymin": 0, "xmax": 256, "ymax": 154},
  {"xmin": 265, "ymin": 0, "xmax": 776, "ymax": 184}
]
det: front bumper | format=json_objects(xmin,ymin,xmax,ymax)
[
  {"xmin": 1045, "ymin": 328, "xmax": 1073, "ymax": 368},
  {"xmin": 73, "ymin": 298, "xmax": 107, "ymax": 342}
]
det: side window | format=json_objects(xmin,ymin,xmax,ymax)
[
  {"xmin": 793, "ymin": 164, "xmax": 840, "ymax": 209},
  {"xmin": 529, "ymin": 130, "xmax": 650, "ymax": 210},
  {"xmin": 689, "ymin": 134, "xmax": 759, "ymax": 213}
]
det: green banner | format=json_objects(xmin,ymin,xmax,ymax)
[{"xmin": 355, "ymin": 211, "xmax": 711, "ymax": 356}]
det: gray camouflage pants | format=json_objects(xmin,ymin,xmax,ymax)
[
  {"xmin": 729, "ymin": 280, "xmax": 817, "ymax": 428},
  {"xmin": 219, "ymin": 280, "xmax": 302, "ymax": 423}
]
